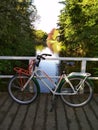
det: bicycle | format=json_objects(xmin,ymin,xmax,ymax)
[{"xmin": 8, "ymin": 54, "xmax": 93, "ymax": 107}]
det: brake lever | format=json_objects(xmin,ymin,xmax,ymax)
[
  {"xmin": 46, "ymin": 54, "xmax": 52, "ymax": 56},
  {"xmin": 42, "ymin": 54, "xmax": 52, "ymax": 59},
  {"xmin": 42, "ymin": 54, "xmax": 52, "ymax": 57},
  {"xmin": 37, "ymin": 54, "xmax": 52, "ymax": 60},
  {"xmin": 41, "ymin": 56, "xmax": 45, "ymax": 60}
]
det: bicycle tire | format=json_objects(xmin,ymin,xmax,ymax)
[
  {"xmin": 59, "ymin": 76, "xmax": 93, "ymax": 107},
  {"xmin": 8, "ymin": 75, "xmax": 40, "ymax": 104}
]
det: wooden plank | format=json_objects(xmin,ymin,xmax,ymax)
[
  {"xmin": 0, "ymin": 93, "xmax": 9, "ymax": 106},
  {"xmin": 9, "ymin": 105, "xmax": 28, "ymax": 130},
  {"xmin": 74, "ymin": 107, "xmax": 91, "ymax": 130},
  {"xmin": 20, "ymin": 98, "xmax": 39, "ymax": 130},
  {"xmin": 65, "ymin": 105, "xmax": 79, "ymax": 130},
  {"xmin": 83, "ymin": 103, "xmax": 98, "ymax": 130},
  {"xmin": 0, "ymin": 93, "xmax": 98, "ymax": 130},
  {"xmin": 32, "ymin": 94, "xmax": 47, "ymax": 130},
  {"xmin": 56, "ymin": 98, "xmax": 69, "ymax": 130},
  {"xmin": 0, "ymin": 102, "xmax": 19, "ymax": 130},
  {"xmin": 45, "ymin": 94, "xmax": 57, "ymax": 130},
  {"xmin": 0, "ymin": 96, "xmax": 13, "ymax": 125}
]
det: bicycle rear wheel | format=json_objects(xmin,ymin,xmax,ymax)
[
  {"xmin": 60, "ymin": 76, "xmax": 93, "ymax": 107},
  {"xmin": 8, "ymin": 75, "xmax": 39, "ymax": 104}
]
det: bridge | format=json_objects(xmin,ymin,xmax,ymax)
[
  {"xmin": 0, "ymin": 93, "xmax": 98, "ymax": 130},
  {"xmin": 0, "ymin": 56, "xmax": 98, "ymax": 130}
]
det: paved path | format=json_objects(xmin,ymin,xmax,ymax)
[{"xmin": 0, "ymin": 93, "xmax": 98, "ymax": 130}]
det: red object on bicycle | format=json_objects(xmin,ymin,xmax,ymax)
[{"xmin": 14, "ymin": 59, "xmax": 35, "ymax": 76}]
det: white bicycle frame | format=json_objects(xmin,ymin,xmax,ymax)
[{"xmin": 22, "ymin": 66, "xmax": 91, "ymax": 96}]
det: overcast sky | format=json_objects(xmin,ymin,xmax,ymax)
[{"xmin": 34, "ymin": 0, "xmax": 63, "ymax": 33}]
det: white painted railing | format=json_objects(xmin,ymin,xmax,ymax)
[{"xmin": 0, "ymin": 56, "xmax": 98, "ymax": 80}]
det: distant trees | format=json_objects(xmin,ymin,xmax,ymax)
[
  {"xmin": 35, "ymin": 30, "xmax": 47, "ymax": 50},
  {"xmin": 58, "ymin": 0, "xmax": 98, "ymax": 57},
  {"xmin": 46, "ymin": 28, "xmax": 63, "ymax": 53}
]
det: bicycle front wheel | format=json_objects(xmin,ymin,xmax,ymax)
[
  {"xmin": 8, "ymin": 75, "xmax": 39, "ymax": 104},
  {"xmin": 60, "ymin": 76, "xmax": 93, "ymax": 107}
]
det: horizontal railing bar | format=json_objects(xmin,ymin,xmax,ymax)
[
  {"xmin": 0, "ymin": 56, "xmax": 35, "ymax": 60},
  {"xmin": 0, "ymin": 56, "xmax": 98, "ymax": 61},
  {"xmin": 47, "ymin": 57, "xmax": 98, "ymax": 61},
  {"xmin": 0, "ymin": 56, "xmax": 98, "ymax": 80},
  {"xmin": 0, "ymin": 75, "xmax": 13, "ymax": 78},
  {"xmin": 0, "ymin": 75, "xmax": 98, "ymax": 80}
]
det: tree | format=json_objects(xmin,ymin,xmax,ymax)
[
  {"xmin": 46, "ymin": 28, "xmax": 64, "ymax": 53},
  {"xmin": 58, "ymin": 0, "xmax": 98, "ymax": 57},
  {"xmin": 35, "ymin": 30, "xmax": 47, "ymax": 46},
  {"xmin": 0, "ymin": 0, "xmax": 37, "ymax": 56},
  {"xmin": 0, "ymin": 0, "xmax": 38, "ymax": 74}
]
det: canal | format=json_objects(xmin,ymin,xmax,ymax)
[{"xmin": 36, "ymin": 47, "xmax": 60, "ymax": 92}]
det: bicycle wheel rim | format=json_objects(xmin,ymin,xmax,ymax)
[
  {"xmin": 8, "ymin": 75, "xmax": 38, "ymax": 104},
  {"xmin": 60, "ymin": 77, "xmax": 93, "ymax": 107}
]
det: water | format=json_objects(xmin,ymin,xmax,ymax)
[{"xmin": 36, "ymin": 47, "xmax": 59, "ymax": 93}]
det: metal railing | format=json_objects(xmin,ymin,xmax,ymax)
[{"xmin": 0, "ymin": 56, "xmax": 98, "ymax": 80}]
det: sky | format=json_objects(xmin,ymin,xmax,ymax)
[{"xmin": 33, "ymin": 0, "xmax": 63, "ymax": 33}]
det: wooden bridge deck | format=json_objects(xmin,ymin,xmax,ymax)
[{"xmin": 0, "ymin": 93, "xmax": 98, "ymax": 130}]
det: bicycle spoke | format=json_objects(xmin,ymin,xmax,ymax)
[
  {"xmin": 60, "ymin": 76, "xmax": 93, "ymax": 107},
  {"xmin": 8, "ymin": 75, "xmax": 38, "ymax": 104}
]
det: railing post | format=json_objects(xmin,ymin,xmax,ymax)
[{"xmin": 81, "ymin": 60, "xmax": 86, "ymax": 73}]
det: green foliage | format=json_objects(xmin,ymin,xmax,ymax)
[
  {"xmin": 35, "ymin": 30, "xmax": 47, "ymax": 48},
  {"xmin": 58, "ymin": 0, "xmax": 98, "ymax": 81},
  {"xmin": 0, "ymin": 0, "xmax": 38, "ymax": 75},
  {"xmin": 46, "ymin": 29, "xmax": 64, "ymax": 53},
  {"xmin": 0, "ymin": 0, "xmax": 49, "ymax": 91},
  {"xmin": 58, "ymin": 0, "xmax": 98, "ymax": 57},
  {"xmin": 0, "ymin": 0, "xmax": 37, "ymax": 56}
]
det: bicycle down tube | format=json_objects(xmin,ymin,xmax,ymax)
[{"xmin": 22, "ymin": 67, "xmax": 78, "ymax": 95}]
